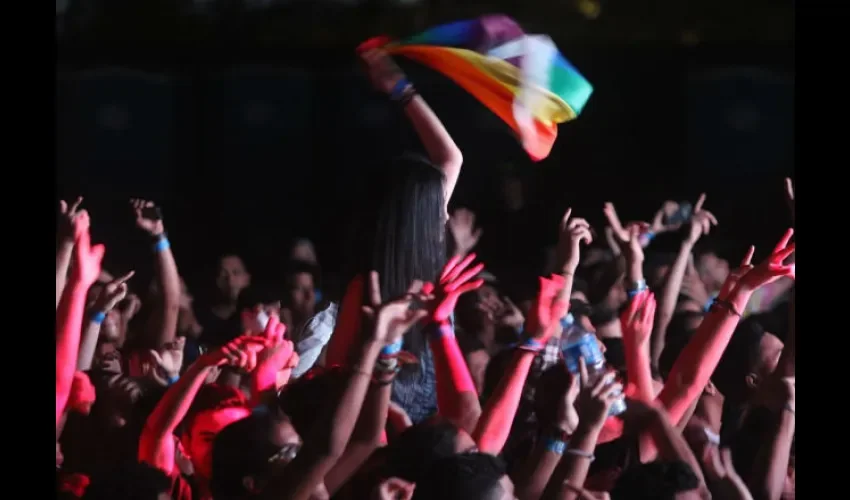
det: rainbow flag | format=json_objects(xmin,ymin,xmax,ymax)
[{"xmin": 363, "ymin": 15, "xmax": 593, "ymax": 161}]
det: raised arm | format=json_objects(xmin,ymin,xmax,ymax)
[
  {"xmin": 264, "ymin": 272, "xmax": 425, "ymax": 500},
  {"xmin": 473, "ymin": 274, "xmax": 569, "ymax": 455},
  {"xmin": 56, "ymin": 211, "xmax": 104, "ymax": 429},
  {"xmin": 360, "ymin": 49, "xmax": 463, "ymax": 206},
  {"xmin": 77, "ymin": 271, "xmax": 134, "ymax": 371},
  {"xmin": 56, "ymin": 197, "xmax": 84, "ymax": 309},
  {"xmin": 425, "ymin": 254, "xmax": 486, "ymax": 433},
  {"xmin": 543, "ymin": 358, "xmax": 623, "ymax": 500},
  {"xmin": 132, "ymin": 199, "xmax": 181, "ymax": 348},
  {"xmin": 139, "ymin": 336, "xmax": 264, "ymax": 473},
  {"xmin": 324, "ymin": 273, "xmax": 428, "ymax": 495},
  {"xmin": 656, "ymin": 230, "xmax": 795, "ymax": 427},
  {"xmin": 651, "ymin": 195, "xmax": 717, "ymax": 368}
]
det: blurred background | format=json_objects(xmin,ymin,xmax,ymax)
[{"xmin": 55, "ymin": 0, "xmax": 794, "ymax": 288}]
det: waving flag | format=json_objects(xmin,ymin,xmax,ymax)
[{"xmin": 363, "ymin": 14, "xmax": 593, "ymax": 161}]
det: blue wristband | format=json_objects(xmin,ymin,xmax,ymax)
[
  {"xmin": 544, "ymin": 438, "xmax": 567, "ymax": 455},
  {"xmin": 154, "ymin": 237, "xmax": 170, "ymax": 253},
  {"xmin": 390, "ymin": 78, "xmax": 411, "ymax": 100},
  {"xmin": 429, "ymin": 322, "xmax": 455, "ymax": 340},
  {"xmin": 517, "ymin": 337, "xmax": 545, "ymax": 353},
  {"xmin": 167, "ymin": 375, "xmax": 179, "ymax": 385},
  {"xmin": 381, "ymin": 339, "xmax": 404, "ymax": 356},
  {"xmin": 626, "ymin": 280, "xmax": 648, "ymax": 299},
  {"xmin": 91, "ymin": 311, "xmax": 106, "ymax": 325}
]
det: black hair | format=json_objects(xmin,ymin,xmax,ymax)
[
  {"xmin": 277, "ymin": 366, "xmax": 345, "ymax": 435},
  {"xmin": 282, "ymin": 259, "xmax": 321, "ymax": 287},
  {"xmin": 210, "ymin": 412, "xmax": 280, "ymax": 500},
  {"xmin": 610, "ymin": 460, "xmax": 700, "ymax": 500},
  {"xmin": 82, "ymin": 461, "xmax": 171, "ymax": 500},
  {"xmin": 601, "ymin": 337, "xmax": 626, "ymax": 374},
  {"xmin": 534, "ymin": 363, "xmax": 573, "ymax": 428},
  {"xmin": 383, "ymin": 419, "xmax": 461, "ymax": 483},
  {"xmin": 711, "ymin": 316, "xmax": 767, "ymax": 404},
  {"xmin": 236, "ymin": 282, "xmax": 282, "ymax": 312},
  {"xmin": 347, "ymin": 153, "xmax": 447, "ymax": 359},
  {"xmin": 581, "ymin": 259, "xmax": 625, "ymax": 306},
  {"xmin": 571, "ymin": 276, "xmax": 589, "ymax": 299},
  {"xmin": 412, "ymin": 452, "xmax": 508, "ymax": 500}
]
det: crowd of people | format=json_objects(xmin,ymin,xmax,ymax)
[{"xmin": 56, "ymin": 48, "xmax": 796, "ymax": 500}]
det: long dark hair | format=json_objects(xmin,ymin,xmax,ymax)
[{"xmin": 346, "ymin": 153, "xmax": 447, "ymax": 358}]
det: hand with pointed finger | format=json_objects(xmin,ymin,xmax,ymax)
[
  {"xmin": 716, "ymin": 246, "xmax": 755, "ymax": 301},
  {"xmin": 93, "ymin": 271, "xmax": 135, "ymax": 312},
  {"xmin": 556, "ymin": 208, "xmax": 593, "ymax": 275},
  {"xmin": 736, "ymin": 229, "xmax": 795, "ymax": 293},
  {"xmin": 576, "ymin": 357, "xmax": 624, "ymax": 432},
  {"xmin": 204, "ymin": 336, "xmax": 267, "ymax": 373},
  {"xmin": 684, "ymin": 193, "xmax": 719, "ymax": 246},
  {"xmin": 362, "ymin": 271, "xmax": 429, "ymax": 344},
  {"xmin": 426, "ymin": 254, "xmax": 485, "ymax": 324}
]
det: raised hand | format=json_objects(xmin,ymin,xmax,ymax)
[
  {"xmin": 58, "ymin": 196, "xmax": 86, "ymax": 244},
  {"xmin": 256, "ymin": 314, "xmax": 298, "ymax": 372},
  {"xmin": 71, "ymin": 212, "xmax": 105, "ymax": 287},
  {"xmin": 363, "ymin": 271, "xmax": 429, "ymax": 344},
  {"xmin": 525, "ymin": 274, "xmax": 569, "ymax": 341},
  {"xmin": 147, "ymin": 337, "xmax": 186, "ymax": 385},
  {"xmin": 425, "ymin": 254, "xmax": 485, "ymax": 323},
  {"xmin": 716, "ymin": 246, "xmax": 755, "ymax": 301},
  {"xmin": 684, "ymin": 193, "xmax": 719, "ymax": 246},
  {"xmin": 576, "ymin": 357, "xmax": 623, "ymax": 431},
  {"xmin": 203, "ymin": 335, "xmax": 267, "ymax": 372},
  {"xmin": 92, "ymin": 271, "xmax": 135, "ymax": 312},
  {"xmin": 130, "ymin": 199, "xmax": 165, "ymax": 237},
  {"xmin": 556, "ymin": 208, "xmax": 593, "ymax": 275},
  {"xmin": 620, "ymin": 292, "xmax": 657, "ymax": 348},
  {"xmin": 736, "ymin": 229, "xmax": 795, "ymax": 292},
  {"xmin": 448, "ymin": 208, "xmax": 482, "ymax": 257},
  {"xmin": 650, "ymin": 200, "xmax": 683, "ymax": 234},
  {"xmin": 360, "ymin": 48, "xmax": 407, "ymax": 95}
]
